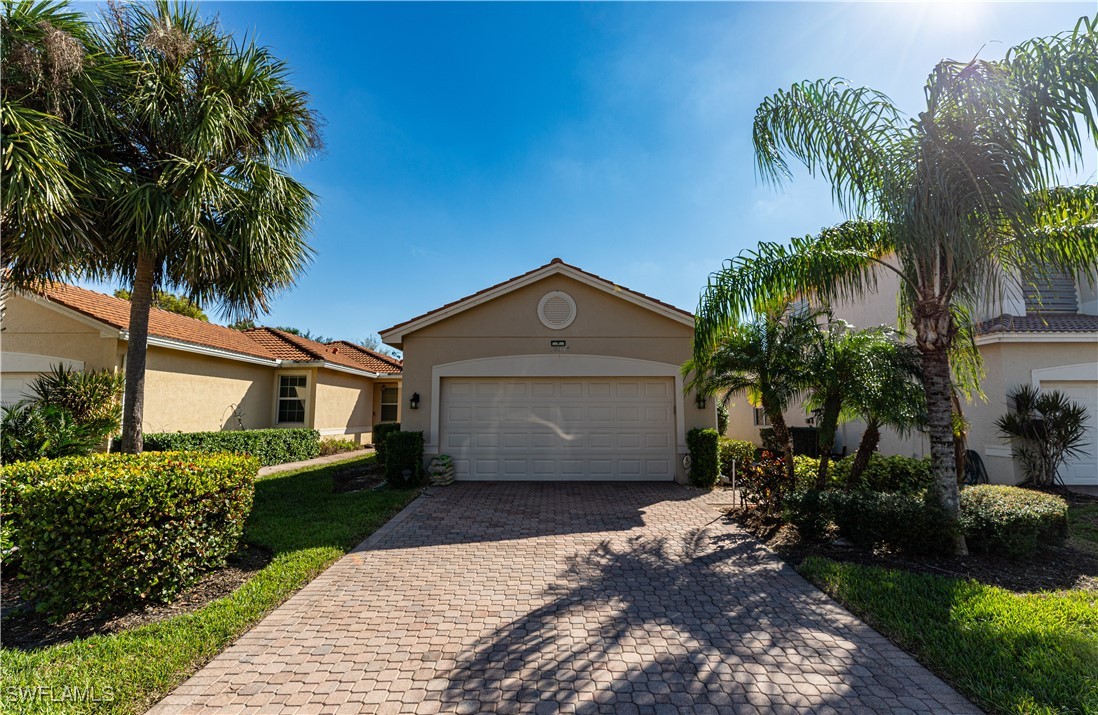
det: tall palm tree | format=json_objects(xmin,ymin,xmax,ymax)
[
  {"xmin": 1, "ymin": 0, "xmax": 121, "ymax": 281},
  {"xmin": 4, "ymin": 1, "xmax": 320, "ymax": 452},
  {"xmin": 695, "ymin": 18, "xmax": 1098, "ymax": 553},
  {"xmin": 686, "ymin": 308, "xmax": 817, "ymax": 480}
]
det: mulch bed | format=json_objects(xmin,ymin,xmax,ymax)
[
  {"xmin": 332, "ymin": 461, "xmax": 386, "ymax": 493},
  {"xmin": 726, "ymin": 490, "xmax": 1098, "ymax": 594},
  {"xmin": 1, "ymin": 545, "xmax": 271, "ymax": 651}
]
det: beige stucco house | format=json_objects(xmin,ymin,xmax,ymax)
[
  {"xmin": 380, "ymin": 259, "xmax": 715, "ymax": 482},
  {"xmin": 724, "ymin": 268, "xmax": 1098, "ymax": 488},
  {"xmin": 1, "ymin": 284, "xmax": 402, "ymax": 443}
]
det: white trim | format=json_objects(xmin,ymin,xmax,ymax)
[
  {"xmin": 135, "ymin": 334, "xmax": 281, "ymax": 366},
  {"xmin": 976, "ymin": 331, "xmax": 1098, "ymax": 346},
  {"xmin": 1031, "ymin": 362, "xmax": 1098, "ymax": 388},
  {"xmin": 427, "ymin": 354, "xmax": 687, "ymax": 455},
  {"xmin": 381, "ymin": 262, "xmax": 694, "ymax": 343},
  {"xmin": 318, "ymin": 426, "xmax": 372, "ymax": 436},
  {"xmin": 0, "ymin": 352, "xmax": 84, "ymax": 372},
  {"xmin": 983, "ymin": 446, "xmax": 1013, "ymax": 458}
]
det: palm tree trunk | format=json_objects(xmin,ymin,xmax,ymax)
[
  {"xmin": 119, "ymin": 251, "xmax": 156, "ymax": 454},
  {"xmin": 918, "ymin": 335, "xmax": 968, "ymax": 555},
  {"xmin": 847, "ymin": 419, "xmax": 880, "ymax": 487},
  {"xmin": 769, "ymin": 410, "xmax": 795, "ymax": 482}
]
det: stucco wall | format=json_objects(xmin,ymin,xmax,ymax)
[
  {"xmin": 314, "ymin": 369, "xmax": 374, "ymax": 443},
  {"xmin": 396, "ymin": 273, "xmax": 714, "ymax": 480},
  {"xmin": 142, "ymin": 346, "xmax": 276, "ymax": 433},
  {"xmin": 1, "ymin": 294, "xmax": 121, "ymax": 371}
]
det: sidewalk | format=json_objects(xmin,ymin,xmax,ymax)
[{"xmin": 257, "ymin": 449, "xmax": 375, "ymax": 477}]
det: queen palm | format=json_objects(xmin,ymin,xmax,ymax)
[
  {"xmin": 3, "ymin": 1, "xmax": 320, "ymax": 452},
  {"xmin": 694, "ymin": 18, "xmax": 1098, "ymax": 553}
]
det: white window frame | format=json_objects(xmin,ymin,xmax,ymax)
[
  {"xmin": 379, "ymin": 384, "xmax": 399, "ymax": 423},
  {"xmin": 276, "ymin": 373, "xmax": 309, "ymax": 425},
  {"xmin": 753, "ymin": 407, "xmax": 770, "ymax": 427}
]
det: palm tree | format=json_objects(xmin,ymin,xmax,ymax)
[
  {"xmin": 842, "ymin": 333, "xmax": 925, "ymax": 485},
  {"xmin": 4, "ymin": 1, "xmax": 320, "ymax": 452},
  {"xmin": 801, "ymin": 319, "xmax": 924, "ymax": 487},
  {"xmin": 1, "ymin": 0, "xmax": 121, "ymax": 281},
  {"xmin": 686, "ymin": 307, "xmax": 817, "ymax": 480},
  {"xmin": 695, "ymin": 18, "xmax": 1098, "ymax": 553}
]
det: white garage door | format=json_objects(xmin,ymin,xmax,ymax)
[
  {"xmin": 1042, "ymin": 380, "xmax": 1098, "ymax": 486},
  {"xmin": 439, "ymin": 377, "xmax": 676, "ymax": 481},
  {"xmin": 1, "ymin": 373, "xmax": 38, "ymax": 408}
]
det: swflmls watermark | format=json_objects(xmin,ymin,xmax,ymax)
[{"xmin": 5, "ymin": 685, "xmax": 116, "ymax": 703}]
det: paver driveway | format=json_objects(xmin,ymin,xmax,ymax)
[{"xmin": 150, "ymin": 483, "xmax": 977, "ymax": 714}]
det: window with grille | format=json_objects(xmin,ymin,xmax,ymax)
[
  {"xmin": 380, "ymin": 385, "xmax": 399, "ymax": 422},
  {"xmin": 278, "ymin": 375, "xmax": 307, "ymax": 423}
]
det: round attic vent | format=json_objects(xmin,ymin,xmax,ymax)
[{"xmin": 538, "ymin": 291, "xmax": 577, "ymax": 329}]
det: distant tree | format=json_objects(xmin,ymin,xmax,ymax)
[
  {"xmin": 276, "ymin": 326, "xmax": 332, "ymax": 343},
  {"xmin": 356, "ymin": 333, "xmax": 401, "ymax": 358},
  {"xmin": 114, "ymin": 289, "xmax": 207, "ymax": 321},
  {"xmin": 227, "ymin": 318, "xmax": 256, "ymax": 331}
]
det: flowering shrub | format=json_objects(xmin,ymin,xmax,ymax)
[
  {"xmin": 738, "ymin": 451, "xmax": 795, "ymax": 516},
  {"xmin": 4, "ymin": 452, "xmax": 257, "ymax": 617}
]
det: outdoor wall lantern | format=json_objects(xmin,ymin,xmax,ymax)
[
  {"xmin": 410, "ymin": 392, "xmax": 420, "ymax": 410},
  {"xmin": 695, "ymin": 394, "xmax": 707, "ymax": 409}
]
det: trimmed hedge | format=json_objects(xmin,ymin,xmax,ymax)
[
  {"xmin": 687, "ymin": 428, "xmax": 720, "ymax": 488},
  {"xmin": 144, "ymin": 428, "xmax": 319, "ymax": 466},
  {"xmin": 5, "ymin": 452, "xmax": 257, "ymax": 616},
  {"xmin": 786, "ymin": 489, "xmax": 953, "ymax": 555},
  {"xmin": 384, "ymin": 430, "xmax": 424, "ymax": 488},
  {"xmin": 718, "ymin": 437, "xmax": 755, "ymax": 478},
  {"xmin": 789, "ymin": 454, "xmax": 932, "ymax": 494},
  {"xmin": 373, "ymin": 422, "xmax": 401, "ymax": 465},
  {"xmin": 960, "ymin": 485, "xmax": 1068, "ymax": 558}
]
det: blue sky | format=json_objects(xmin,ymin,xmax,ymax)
[{"xmin": 86, "ymin": 1, "xmax": 1096, "ymax": 343}]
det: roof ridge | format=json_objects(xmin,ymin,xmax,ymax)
[
  {"xmin": 330, "ymin": 340, "xmax": 403, "ymax": 368},
  {"xmin": 245, "ymin": 327, "xmax": 326, "ymax": 360}
]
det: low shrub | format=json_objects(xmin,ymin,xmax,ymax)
[
  {"xmin": 960, "ymin": 485, "xmax": 1068, "ymax": 558},
  {"xmin": 784, "ymin": 489, "xmax": 831, "ymax": 541},
  {"xmin": 833, "ymin": 454, "xmax": 933, "ymax": 493},
  {"xmin": 687, "ymin": 428, "xmax": 720, "ymax": 488},
  {"xmin": 827, "ymin": 490, "xmax": 953, "ymax": 555},
  {"xmin": 319, "ymin": 438, "xmax": 361, "ymax": 456},
  {"xmin": 384, "ymin": 430, "xmax": 424, "ymax": 488},
  {"xmin": 718, "ymin": 437, "xmax": 755, "ymax": 478},
  {"xmin": 144, "ymin": 428, "xmax": 320, "ymax": 466},
  {"xmin": 792, "ymin": 455, "xmax": 822, "ymax": 491},
  {"xmin": 738, "ymin": 451, "xmax": 794, "ymax": 516},
  {"xmin": 373, "ymin": 422, "xmax": 401, "ymax": 465},
  {"xmin": 790, "ymin": 426, "xmax": 819, "ymax": 457},
  {"xmin": 6, "ymin": 452, "xmax": 257, "ymax": 616}
]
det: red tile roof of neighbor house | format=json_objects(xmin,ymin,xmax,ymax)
[
  {"xmin": 29, "ymin": 283, "xmax": 404, "ymax": 373},
  {"xmin": 381, "ymin": 257, "xmax": 694, "ymax": 335},
  {"xmin": 244, "ymin": 328, "xmax": 402, "ymax": 374},
  {"xmin": 328, "ymin": 341, "xmax": 404, "ymax": 374},
  {"xmin": 976, "ymin": 313, "xmax": 1098, "ymax": 334}
]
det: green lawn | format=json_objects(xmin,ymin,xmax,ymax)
[
  {"xmin": 0, "ymin": 454, "xmax": 417, "ymax": 715},
  {"xmin": 799, "ymin": 556, "xmax": 1098, "ymax": 715},
  {"xmin": 1067, "ymin": 502, "xmax": 1098, "ymax": 557}
]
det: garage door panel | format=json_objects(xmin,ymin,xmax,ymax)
[
  {"xmin": 1041, "ymin": 380, "xmax": 1097, "ymax": 486},
  {"xmin": 440, "ymin": 377, "xmax": 675, "ymax": 481}
]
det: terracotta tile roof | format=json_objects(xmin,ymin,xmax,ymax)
[
  {"xmin": 32, "ymin": 283, "xmax": 279, "ymax": 360},
  {"xmin": 381, "ymin": 258, "xmax": 694, "ymax": 336},
  {"xmin": 244, "ymin": 329, "xmax": 401, "ymax": 374},
  {"xmin": 328, "ymin": 341, "xmax": 403, "ymax": 374},
  {"xmin": 976, "ymin": 313, "xmax": 1098, "ymax": 334}
]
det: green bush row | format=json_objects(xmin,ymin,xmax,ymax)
[
  {"xmin": 3, "ymin": 452, "xmax": 257, "ymax": 616},
  {"xmin": 960, "ymin": 485, "xmax": 1068, "ymax": 558},
  {"xmin": 791, "ymin": 453, "xmax": 932, "ymax": 494},
  {"xmin": 786, "ymin": 485, "xmax": 1068, "ymax": 558},
  {"xmin": 144, "ymin": 428, "xmax": 320, "ymax": 466},
  {"xmin": 384, "ymin": 430, "xmax": 424, "ymax": 488},
  {"xmin": 373, "ymin": 422, "xmax": 401, "ymax": 464}
]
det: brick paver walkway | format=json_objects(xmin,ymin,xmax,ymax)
[{"xmin": 150, "ymin": 483, "xmax": 978, "ymax": 714}]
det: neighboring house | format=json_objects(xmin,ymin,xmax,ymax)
[
  {"xmin": 380, "ymin": 258, "xmax": 715, "ymax": 482},
  {"xmin": 1, "ymin": 283, "xmax": 402, "ymax": 443},
  {"xmin": 725, "ymin": 268, "xmax": 1098, "ymax": 487}
]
